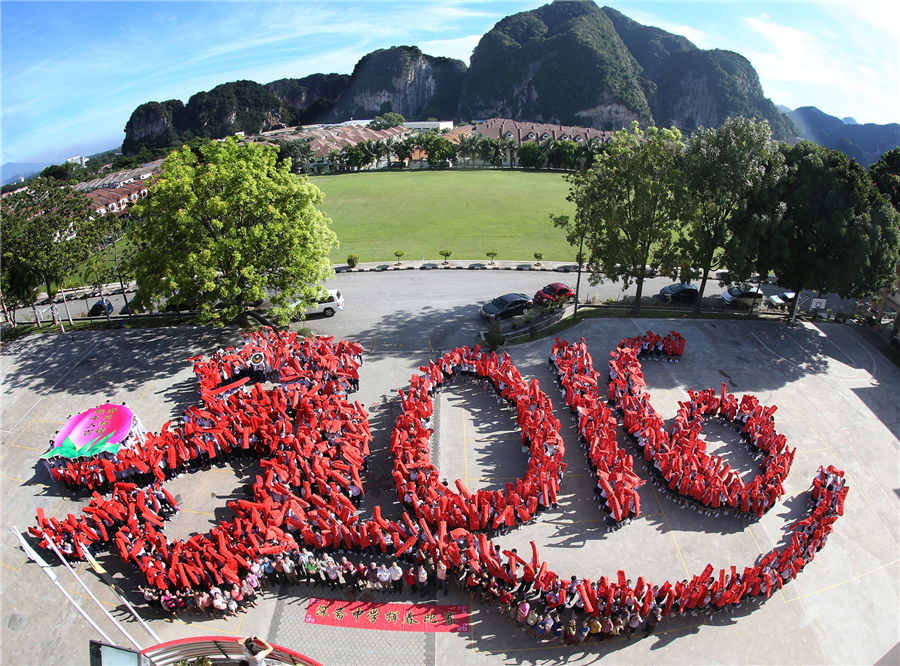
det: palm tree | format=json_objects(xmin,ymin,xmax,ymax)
[
  {"xmin": 458, "ymin": 133, "xmax": 479, "ymax": 168},
  {"xmin": 541, "ymin": 138, "xmax": 558, "ymax": 170},
  {"xmin": 371, "ymin": 140, "xmax": 386, "ymax": 170},
  {"xmin": 579, "ymin": 136, "xmax": 604, "ymax": 171},
  {"xmin": 499, "ymin": 136, "xmax": 518, "ymax": 168},
  {"xmin": 326, "ymin": 148, "xmax": 341, "ymax": 173},
  {"xmin": 382, "ymin": 137, "xmax": 397, "ymax": 169},
  {"xmin": 415, "ymin": 133, "xmax": 432, "ymax": 169},
  {"xmin": 297, "ymin": 141, "xmax": 315, "ymax": 174},
  {"xmin": 393, "ymin": 137, "xmax": 413, "ymax": 168}
]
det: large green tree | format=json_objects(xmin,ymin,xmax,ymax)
[
  {"xmin": 762, "ymin": 141, "xmax": 900, "ymax": 322},
  {"xmin": 424, "ymin": 136, "xmax": 455, "ymax": 166},
  {"xmin": 679, "ymin": 117, "xmax": 784, "ymax": 312},
  {"xmin": 518, "ymin": 142, "xmax": 545, "ymax": 169},
  {"xmin": 130, "ymin": 138, "xmax": 338, "ymax": 326},
  {"xmin": 368, "ymin": 112, "xmax": 405, "ymax": 130},
  {"xmin": 561, "ymin": 122, "xmax": 685, "ymax": 316},
  {"xmin": 869, "ymin": 147, "xmax": 900, "ymax": 210},
  {"xmin": 1, "ymin": 178, "xmax": 111, "ymax": 323}
]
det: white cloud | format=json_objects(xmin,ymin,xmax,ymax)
[
  {"xmin": 742, "ymin": 17, "xmax": 832, "ymax": 84},
  {"xmin": 418, "ymin": 34, "xmax": 482, "ymax": 63}
]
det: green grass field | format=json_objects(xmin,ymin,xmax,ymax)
[{"xmin": 309, "ymin": 169, "xmax": 578, "ymax": 264}]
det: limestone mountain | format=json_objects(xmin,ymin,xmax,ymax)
[
  {"xmin": 122, "ymin": 0, "xmax": 828, "ymax": 155},
  {"xmin": 123, "ymin": 81, "xmax": 285, "ymax": 154},
  {"xmin": 327, "ymin": 46, "xmax": 467, "ymax": 122},
  {"xmin": 651, "ymin": 48, "xmax": 797, "ymax": 140},
  {"xmin": 458, "ymin": 0, "xmax": 652, "ymax": 129}
]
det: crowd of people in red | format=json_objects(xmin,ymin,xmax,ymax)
[{"xmin": 30, "ymin": 327, "xmax": 846, "ymax": 642}]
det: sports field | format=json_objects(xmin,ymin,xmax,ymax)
[{"xmin": 309, "ymin": 169, "xmax": 577, "ymax": 264}]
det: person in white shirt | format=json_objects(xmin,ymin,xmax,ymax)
[
  {"xmin": 241, "ymin": 636, "xmax": 274, "ymax": 666},
  {"xmin": 389, "ymin": 562, "xmax": 404, "ymax": 593}
]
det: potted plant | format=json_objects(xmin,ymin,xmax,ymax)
[{"xmin": 484, "ymin": 320, "xmax": 504, "ymax": 350}]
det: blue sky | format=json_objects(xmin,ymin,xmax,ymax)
[{"xmin": 1, "ymin": 1, "xmax": 898, "ymax": 166}]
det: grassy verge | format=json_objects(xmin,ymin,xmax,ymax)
[{"xmin": 309, "ymin": 169, "xmax": 576, "ymax": 263}]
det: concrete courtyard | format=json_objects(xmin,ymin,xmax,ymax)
[{"xmin": 1, "ymin": 316, "xmax": 898, "ymax": 665}]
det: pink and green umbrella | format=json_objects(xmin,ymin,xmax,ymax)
[{"xmin": 42, "ymin": 404, "xmax": 134, "ymax": 460}]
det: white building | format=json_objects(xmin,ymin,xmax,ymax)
[{"xmin": 403, "ymin": 121, "xmax": 453, "ymax": 132}]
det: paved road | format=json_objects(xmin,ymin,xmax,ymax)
[
  {"xmin": 299, "ymin": 269, "xmax": 861, "ymax": 351},
  {"xmin": 9, "ymin": 268, "xmax": 862, "ymax": 338}
]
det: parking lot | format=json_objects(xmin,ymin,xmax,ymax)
[{"xmin": 1, "ymin": 271, "xmax": 897, "ymax": 666}]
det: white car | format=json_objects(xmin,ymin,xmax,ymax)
[
  {"xmin": 292, "ymin": 289, "xmax": 343, "ymax": 318},
  {"xmin": 768, "ymin": 291, "xmax": 797, "ymax": 311},
  {"xmin": 721, "ymin": 286, "xmax": 763, "ymax": 308}
]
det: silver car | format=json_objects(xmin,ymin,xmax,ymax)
[{"xmin": 721, "ymin": 286, "xmax": 763, "ymax": 308}]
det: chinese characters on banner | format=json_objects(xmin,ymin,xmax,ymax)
[{"xmin": 304, "ymin": 598, "xmax": 469, "ymax": 633}]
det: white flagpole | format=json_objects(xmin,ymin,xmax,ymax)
[
  {"xmin": 40, "ymin": 529, "xmax": 143, "ymax": 650},
  {"xmin": 12, "ymin": 526, "xmax": 114, "ymax": 645},
  {"xmin": 83, "ymin": 549, "xmax": 161, "ymax": 644}
]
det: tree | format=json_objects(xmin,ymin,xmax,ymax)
[
  {"xmin": 486, "ymin": 250, "xmax": 498, "ymax": 265},
  {"xmin": 439, "ymin": 249, "xmax": 453, "ymax": 264},
  {"xmin": 457, "ymin": 134, "xmax": 479, "ymax": 168},
  {"xmin": 394, "ymin": 250, "xmax": 405, "ymax": 264},
  {"xmin": 326, "ymin": 148, "xmax": 342, "ymax": 172},
  {"xmin": 498, "ymin": 136, "xmax": 518, "ymax": 168},
  {"xmin": 762, "ymin": 141, "xmax": 900, "ymax": 324},
  {"xmin": 279, "ymin": 139, "xmax": 316, "ymax": 174},
  {"xmin": 679, "ymin": 117, "xmax": 783, "ymax": 312},
  {"xmin": 541, "ymin": 138, "xmax": 558, "ymax": 169},
  {"xmin": 479, "ymin": 138, "xmax": 502, "ymax": 168},
  {"xmin": 393, "ymin": 137, "xmax": 414, "ymax": 167},
  {"xmin": 518, "ymin": 142, "xmax": 545, "ymax": 169},
  {"xmin": 579, "ymin": 136, "xmax": 605, "ymax": 171},
  {"xmin": 869, "ymin": 148, "xmax": 900, "ymax": 210},
  {"xmin": 344, "ymin": 143, "xmax": 372, "ymax": 171},
  {"xmin": 555, "ymin": 140, "xmax": 579, "ymax": 170},
  {"xmin": 40, "ymin": 162, "xmax": 80, "ymax": 182},
  {"xmin": 0, "ymin": 178, "xmax": 111, "ymax": 324},
  {"xmin": 368, "ymin": 112, "xmax": 405, "ymax": 130},
  {"xmin": 560, "ymin": 122, "xmax": 685, "ymax": 316},
  {"xmin": 130, "ymin": 138, "xmax": 338, "ymax": 326},
  {"xmin": 425, "ymin": 137, "xmax": 455, "ymax": 166}
]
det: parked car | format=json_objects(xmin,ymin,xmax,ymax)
[
  {"xmin": 120, "ymin": 298, "xmax": 146, "ymax": 315},
  {"xmin": 533, "ymin": 282, "xmax": 575, "ymax": 305},
  {"xmin": 164, "ymin": 299, "xmax": 199, "ymax": 312},
  {"xmin": 292, "ymin": 289, "xmax": 343, "ymax": 318},
  {"xmin": 658, "ymin": 283, "xmax": 699, "ymax": 304},
  {"xmin": 768, "ymin": 291, "xmax": 797, "ymax": 311},
  {"xmin": 480, "ymin": 293, "xmax": 533, "ymax": 320},
  {"xmin": 89, "ymin": 299, "xmax": 114, "ymax": 316},
  {"xmin": 721, "ymin": 286, "xmax": 763, "ymax": 308}
]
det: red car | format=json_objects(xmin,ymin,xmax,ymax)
[{"xmin": 533, "ymin": 282, "xmax": 575, "ymax": 305}]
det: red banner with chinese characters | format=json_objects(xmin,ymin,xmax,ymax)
[{"xmin": 304, "ymin": 597, "xmax": 469, "ymax": 633}]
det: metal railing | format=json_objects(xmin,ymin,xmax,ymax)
[{"xmin": 140, "ymin": 636, "xmax": 323, "ymax": 666}]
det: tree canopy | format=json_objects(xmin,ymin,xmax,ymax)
[
  {"xmin": 679, "ymin": 117, "xmax": 784, "ymax": 311},
  {"xmin": 368, "ymin": 112, "xmax": 405, "ymax": 130},
  {"xmin": 869, "ymin": 147, "xmax": 900, "ymax": 211},
  {"xmin": 1, "ymin": 178, "xmax": 111, "ymax": 320},
  {"xmin": 556, "ymin": 122, "xmax": 685, "ymax": 316},
  {"xmin": 762, "ymin": 141, "xmax": 900, "ymax": 307},
  {"xmin": 130, "ymin": 138, "xmax": 338, "ymax": 326}
]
